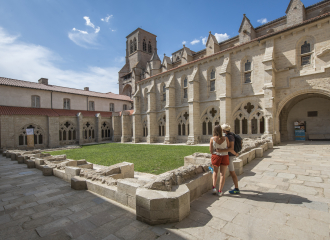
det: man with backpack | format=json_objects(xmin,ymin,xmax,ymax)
[{"xmin": 216, "ymin": 123, "xmax": 241, "ymax": 194}]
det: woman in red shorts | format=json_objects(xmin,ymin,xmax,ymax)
[{"xmin": 210, "ymin": 125, "xmax": 238, "ymax": 196}]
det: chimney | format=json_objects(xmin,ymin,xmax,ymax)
[
  {"xmin": 84, "ymin": 87, "xmax": 89, "ymax": 91},
  {"xmin": 38, "ymin": 78, "xmax": 48, "ymax": 85}
]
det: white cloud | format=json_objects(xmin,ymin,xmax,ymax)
[
  {"xmin": 214, "ymin": 33, "xmax": 230, "ymax": 43},
  {"xmin": 101, "ymin": 14, "xmax": 113, "ymax": 22},
  {"xmin": 257, "ymin": 18, "xmax": 268, "ymax": 24},
  {"xmin": 0, "ymin": 27, "xmax": 120, "ymax": 93},
  {"xmin": 190, "ymin": 39, "xmax": 200, "ymax": 45},
  {"xmin": 69, "ymin": 17, "xmax": 101, "ymax": 48},
  {"xmin": 182, "ymin": 41, "xmax": 186, "ymax": 45},
  {"xmin": 202, "ymin": 37, "xmax": 207, "ymax": 45}
]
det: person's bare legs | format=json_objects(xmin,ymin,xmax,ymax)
[
  {"xmin": 219, "ymin": 165, "xmax": 228, "ymax": 192},
  {"xmin": 212, "ymin": 166, "xmax": 219, "ymax": 188},
  {"xmin": 230, "ymin": 171, "xmax": 239, "ymax": 189}
]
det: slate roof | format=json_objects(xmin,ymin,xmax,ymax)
[{"xmin": 0, "ymin": 77, "xmax": 132, "ymax": 102}]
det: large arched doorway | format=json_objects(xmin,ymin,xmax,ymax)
[
  {"xmin": 122, "ymin": 84, "xmax": 132, "ymax": 98},
  {"xmin": 278, "ymin": 92, "xmax": 330, "ymax": 141}
]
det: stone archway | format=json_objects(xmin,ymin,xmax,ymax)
[
  {"xmin": 122, "ymin": 84, "xmax": 132, "ymax": 98},
  {"xmin": 277, "ymin": 90, "xmax": 330, "ymax": 142}
]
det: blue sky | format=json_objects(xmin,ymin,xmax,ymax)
[{"xmin": 0, "ymin": 0, "xmax": 319, "ymax": 93}]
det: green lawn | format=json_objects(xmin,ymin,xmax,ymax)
[{"xmin": 48, "ymin": 143, "xmax": 209, "ymax": 175}]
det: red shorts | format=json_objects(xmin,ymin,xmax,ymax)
[{"xmin": 211, "ymin": 154, "xmax": 229, "ymax": 167}]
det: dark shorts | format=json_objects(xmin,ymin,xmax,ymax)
[{"xmin": 211, "ymin": 154, "xmax": 229, "ymax": 167}]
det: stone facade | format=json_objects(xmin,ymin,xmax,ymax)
[{"xmin": 119, "ymin": 0, "xmax": 330, "ymax": 144}]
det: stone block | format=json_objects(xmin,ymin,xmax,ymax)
[
  {"xmin": 267, "ymin": 142, "xmax": 273, "ymax": 149},
  {"xmin": 53, "ymin": 169, "xmax": 65, "ymax": 179},
  {"xmin": 79, "ymin": 164, "xmax": 93, "ymax": 169},
  {"xmin": 27, "ymin": 160, "xmax": 35, "ymax": 168},
  {"xmin": 71, "ymin": 177, "xmax": 87, "ymax": 190},
  {"xmin": 17, "ymin": 156, "xmax": 24, "ymax": 164},
  {"xmin": 233, "ymin": 159, "xmax": 243, "ymax": 169},
  {"xmin": 76, "ymin": 160, "xmax": 87, "ymax": 165},
  {"xmin": 128, "ymin": 195, "xmax": 136, "ymax": 209},
  {"xmin": 247, "ymin": 150, "xmax": 256, "ymax": 162},
  {"xmin": 85, "ymin": 180, "xmax": 117, "ymax": 200},
  {"xmin": 120, "ymin": 162, "xmax": 134, "ymax": 178},
  {"xmin": 65, "ymin": 167, "xmax": 81, "ymax": 177},
  {"xmin": 42, "ymin": 166, "xmax": 53, "ymax": 176},
  {"xmin": 11, "ymin": 153, "xmax": 18, "ymax": 160},
  {"xmin": 235, "ymin": 167, "xmax": 244, "ymax": 176},
  {"xmin": 6, "ymin": 152, "xmax": 11, "ymax": 158},
  {"xmin": 35, "ymin": 158, "xmax": 45, "ymax": 170},
  {"xmin": 117, "ymin": 180, "xmax": 141, "ymax": 197},
  {"xmin": 2, "ymin": 152, "xmax": 6, "ymax": 157},
  {"xmin": 65, "ymin": 160, "xmax": 78, "ymax": 167},
  {"xmin": 255, "ymin": 148, "xmax": 263, "ymax": 158},
  {"xmin": 115, "ymin": 192, "xmax": 128, "ymax": 206}
]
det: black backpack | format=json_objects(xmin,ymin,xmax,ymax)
[{"xmin": 228, "ymin": 133, "xmax": 242, "ymax": 153}]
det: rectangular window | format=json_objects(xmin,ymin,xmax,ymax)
[
  {"xmin": 123, "ymin": 104, "xmax": 127, "ymax": 110},
  {"xmin": 210, "ymin": 80, "xmax": 215, "ymax": 91},
  {"xmin": 31, "ymin": 95, "xmax": 40, "ymax": 108},
  {"xmin": 63, "ymin": 99, "xmax": 70, "ymax": 109},
  {"xmin": 307, "ymin": 111, "xmax": 317, "ymax": 117},
  {"xmin": 245, "ymin": 72, "xmax": 251, "ymax": 83},
  {"xmin": 89, "ymin": 101, "xmax": 95, "ymax": 111},
  {"xmin": 110, "ymin": 103, "xmax": 114, "ymax": 112},
  {"xmin": 301, "ymin": 55, "xmax": 311, "ymax": 66},
  {"xmin": 183, "ymin": 88, "xmax": 188, "ymax": 99}
]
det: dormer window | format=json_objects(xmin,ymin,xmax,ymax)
[
  {"xmin": 244, "ymin": 60, "xmax": 252, "ymax": 83},
  {"xmin": 210, "ymin": 69, "xmax": 215, "ymax": 91},
  {"xmin": 301, "ymin": 41, "xmax": 311, "ymax": 66},
  {"xmin": 183, "ymin": 77, "xmax": 188, "ymax": 99},
  {"xmin": 148, "ymin": 41, "xmax": 152, "ymax": 53},
  {"xmin": 143, "ymin": 39, "xmax": 146, "ymax": 52}
]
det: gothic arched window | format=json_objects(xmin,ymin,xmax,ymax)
[
  {"xmin": 130, "ymin": 40, "xmax": 133, "ymax": 54},
  {"xmin": 235, "ymin": 118, "xmax": 240, "ymax": 134},
  {"xmin": 210, "ymin": 69, "xmax": 216, "ymax": 92},
  {"xmin": 148, "ymin": 41, "xmax": 152, "ymax": 53},
  {"xmin": 143, "ymin": 39, "xmax": 147, "ymax": 51},
  {"xmin": 133, "ymin": 38, "xmax": 137, "ymax": 52}
]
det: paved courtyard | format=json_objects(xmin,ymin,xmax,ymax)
[{"xmin": 1, "ymin": 142, "xmax": 330, "ymax": 240}]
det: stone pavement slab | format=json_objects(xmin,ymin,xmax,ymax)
[{"xmin": 1, "ymin": 141, "xmax": 330, "ymax": 239}]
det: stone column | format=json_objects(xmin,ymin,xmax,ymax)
[
  {"xmin": 48, "ymin": 116, "xmax": 59, "ymax": 148},
  {"xmin": 95, "ymin": 113, "xmax": 102, "ymax": 143},
  {"xmin": 187, "ymin": 66, "xmax": 201, "ymax": 145},
  {"xmin": 132, "ymin": 87, "xmax": 142, "ymax": 143},
  {"xmin": 165, "ymin": 76, "xmax": 176, "ymax": 144},
  {"xmin": 121, "ymin": 112, "xmax": 132, "ymax": 142},
  {"xmin": 77, "ymin": 112, "xmax": 84, "ymax": 145},
  {"xmin": 147, "ymin": 83, "xmax": 157, "ymax": 143},
  {"xmin": 112, "ymin": 114, "xmax": 122, "ymax": 142}
]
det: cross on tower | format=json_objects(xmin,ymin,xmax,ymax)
[
  {"xmin": 85, "ymin": 122, "xmax": 90, "ymax": 128},
  {"xmin": 209, "ymin": 108, "xmax": 217, "ymax": 117},
  {"xmin": 244, "ymin": 102, "xmax": 254, "ymax": 114},
  {"xmin": 64, "ymin": 122, "xmax": 70, "ymax": 128},
  {"xmin": 183, "ymin": 112, "xmax": 189, "ymax": 120},
  {"xmin": 103, "ymin": 122, "xmax": 107, "ymax": 127}
]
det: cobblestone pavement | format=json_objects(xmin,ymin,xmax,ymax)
[{"xmin": 1, "ymin": 142, "xmax": 330, "ymax": 240}]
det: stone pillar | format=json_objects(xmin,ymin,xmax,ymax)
[
  {"xmin": 187, "ymin": 66, "xmax": 201, "ymax": 145},
  {"xmin": 95, "ymin": 113, "xmax": 102, "ymax": 143},
  {"xmin": 112, "ymin": 114, "xmax": 122, "ymax": 142},
  {"xmin": 132, "ymin": 87, "xmax": 142, "ymax": 143},
  {"xmin": 48, "ymin": 116, "xmax": 59, "ymax": 148},
  {"xmin": 147, "ymin": 83, "xmax": 157, "ymax": 143},
  {"xmin": 219, "ymin": 54, "xmax": 232, "ymax": 127},
  {"xmin": 165, "ymin": 76, "xmax": 176, "ymax": 144},
  {"xmin": 77, "ymin": 112, "xmax": 84, "ymax": 145},
  {"xmin": 219, "ymin": 98, "xmax": 232, "ymax": 126},
  {"xmin": 121, "ymin": 112, "xmax": 132, "ymax": 142}
]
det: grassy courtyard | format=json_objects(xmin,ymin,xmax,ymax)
[{"xmin": 48, "ymin": 143, "xmax": 209, "ymax": 175}]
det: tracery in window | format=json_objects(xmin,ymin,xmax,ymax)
[
  {"xmin": 82, "ymin": 122, "xmax": 95, "ymax": 142},
  {"xmin": 158, "ymin": 115, "xmax": 166, "ymax": 137},
  {"xmin": 18, "ymin": 124, "xmax": 44, "ymax": 146},
  {"xmin": 201, "ymin": 107, "xmax": 219, "ymax": 137},
  {"xmin": 59, "ymin": 121, "xmax": 77, "ymax": 145},
  {"xmin": 101, "ymin": 122, "xmax": 111, "ymax": 140},
  {"xmin": 177, "ymin": 112, "xmax": 189, "ymax": 136}
]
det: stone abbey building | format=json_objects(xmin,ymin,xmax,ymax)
[
  {"xmin": 1, "ymin": 0, "xmax": 330, "ymax": 149},
  {"xmin": 119, "ymin": 0, "xmax": 330, "ymax": 145}
]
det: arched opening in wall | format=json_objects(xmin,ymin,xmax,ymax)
[
  {"xmin": 101, "ymin": 122, "xmax": 112, "ymax": 141},
  {"xmin": 242, "ymin": 118, "xmax": 248, "ymax": 134},
  {"xmin": 59, "ymin": 121, "xmax": 77, "ymax": 145},
  {"xmin": 123, "ymin": 84, "xmax": 132, "ymax": 98},
  {"xmin": 18, "ymin": 124, "xmax": 44, "ymax": 147},
  {"xmin": 279, "ymin": 93, "xmax": 330, "ymax": 141},
  {"xmin": 201, "ymin": 107, "xmax": 220, "ymax": 141},
  {"xmin": 82, "ymin": 122, "xmax": 95, "ymax": 143}
]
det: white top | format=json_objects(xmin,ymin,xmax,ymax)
[{"xmin": 212, "ymin": 137, "xmax": 228, "ymax": 156}]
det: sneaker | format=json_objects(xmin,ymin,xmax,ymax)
[
  {"xmin": 218, "ymin": 191, "xmax": 223, "ymax": 196},
  {"xmin": 212, "ymin": 188, "xmax": 217, "ymax": 195},
  {"xmin": 229, "ymin": 188, "xmax": 240, "ymax": 194}
]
